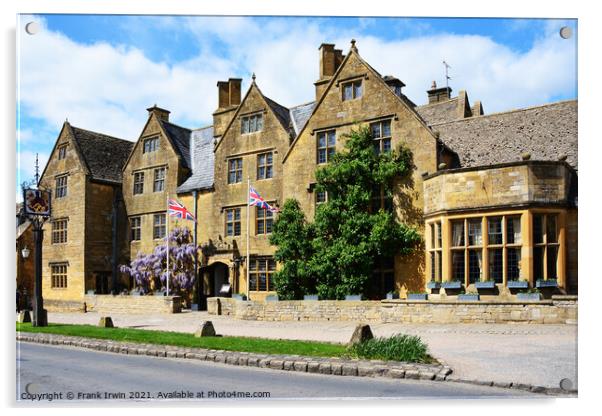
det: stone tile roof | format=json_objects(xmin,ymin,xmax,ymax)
[
  {"xmin": 160, "ymin": 120, "xmax": 192, "ymax": 169},
  {"xmin": 415, "ymin": 98, "xmax": 460, "ymax": 125},
  {"xmin": 264, "ymin": 96, "xmax": 292, "ymax": 134},
  {"xmin": 70, "ymin": 126, "xmax": 133, "ymax": 183},
  {"xmin": 289, "ymin": 101, "xmax": 316, "ymax": 135},
  {"xmin": 176, "ymin": 126, "xmax": 215, "ymax": 193},
  {"xmin": 433, "ymin": 100, "xmax": 578, "ymax": 169}
]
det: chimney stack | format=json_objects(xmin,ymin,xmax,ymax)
[
  {"xmin": 427, "ymin": 81, "xmax": 452, "ymax": 104},
  {"xmin": 213, "ymin": 77, "xmax": 243, "ymax": 137},
  {"xmin": 315, "ymin": 43, "xmax": 345, "ymax": 100},
  {"xmin": 146, "ymin": 104, "xmax": 170, "ymax": 122}
]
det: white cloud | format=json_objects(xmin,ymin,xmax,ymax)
[{"xmin": 16, "ymin": 150, "xmax": 49, "ymax": 186}]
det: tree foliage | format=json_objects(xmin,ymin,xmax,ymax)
[
  {"xmin": 270, "ymin": 126, "xmax": 421, "ymax": 300},
  {"xmin": 120, "ymin": 226, "xmax": 198, "ymax": 294}
]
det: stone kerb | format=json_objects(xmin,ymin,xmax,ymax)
[{"xmin": 207, "ymin": 297, "xmax": 577, "ymax": 324}]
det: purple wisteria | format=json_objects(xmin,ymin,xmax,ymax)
[{"xmin": 120, "ymin": 227, "xmax": 199, "ymax": 294}]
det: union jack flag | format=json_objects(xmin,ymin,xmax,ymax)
[
  {"xmin": 249, "ymin": 186, "xmax": 279, "ymax": 213},
  {"xmin": 168, "ymin": 199, "xmax": 196, "ymax": 222}
]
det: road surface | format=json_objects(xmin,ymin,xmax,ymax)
[{"xmin": 16, "ymin": 342, "xmax": 537, "ymax": 403}]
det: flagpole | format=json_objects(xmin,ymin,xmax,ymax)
[
  {"xmin": 246, "ymin": 176, "xmax": 250, "ymax": 301},
  {"xmin": 166, "ymin": 196, "xmax": 170, "ymax": 297}
]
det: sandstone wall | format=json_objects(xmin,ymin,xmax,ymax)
[{"xmin": 84, "ymin": 294, "xmax": 182, "ymax": 314}]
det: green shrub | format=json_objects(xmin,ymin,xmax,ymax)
[{"xmin": 347, "ymin": 334, "xmax": 431, "ymax": 363}]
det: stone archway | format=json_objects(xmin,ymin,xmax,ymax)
[{"xmin": 208, "ymin": 262, "xmax": 230, "ymax": 297}]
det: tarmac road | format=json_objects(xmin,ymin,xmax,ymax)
[{"xmin": 16, "ymin": 342, "xmax": 537, "ymax": 403}]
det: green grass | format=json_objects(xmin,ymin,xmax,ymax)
[
  {"xmin": 16, "ymin": 322, "xmax": 346, "ymax": 358},
  {"xmin": 346, "ymin": 334, "xmax": 432, "ymax": 363}
]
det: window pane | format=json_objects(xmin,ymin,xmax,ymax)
[
  {"xmin": 371, "ymin": 123, "xmax": 380, "ymax": 138},
  {"xmin": 234, "ymin": 209, "xmax": 241, "ymax": 220},
  {"xmin": 353, "ymin": 81, "xmax": 362, "ymax": 98},
  {"xmin": 256, "ymin": 115, "xmax": 263, "ymax": 131},
  {"xmin": 452, "ymin": 221, "xmax": 465, "ymax": 247},
  {"xmin": 318, "ymin": 149, "xmax": 326, "ymax": 164},
  {"xmin": 468, "ymin": 220, "xmax": 482, "ymax": 246},
  {"xmin": 547, "ymin": 245, "xmax": 558, "ymax": 279},
  {"xmin": 327, "ymin": 131, "xmax": 336, "ymax": 146},
  {"xmin": 533, "ymin": 247, "xmax": 545, "ymax": 280},
  {"xmin": 382, "ymin": 120, "xmax": 391, "ymax": 137},
  {"xmin": 382, "ymin": 138, "xmax": 391, "ymax": 153},
  {"xmin": 318, "ymin": 133, "xmax": 326, "ymax": 148},
  {"xmin": 436, "ymin": 223, "xmax": 442, "ymax": 248},
  {"xmin": 430, "ymin": 224, "xmax": 435, "ymax": 248},
  {"xmin": 437, "ymin": 252, "xmax": 442, "ymax": 282},
  {"xmin": 452, "ymin": 251, "xmax": 465, "ymax": 280},
  {"xmin": 234, "ymin": 222, "xmax": 241, "ymax": 236},
  {"xmin": 468, "ymin": 250, "xmax": 482, "ymax": 283},
  {"xmin": 533, "ymin": 215, "xmax": 544, "ymax": 244},
  {"xmin": 487, "ymin": 217, "xmax": 503, "ymax": 245},
  {"xmin": 507, "ymin": 248, "xmax": 521, "ymax": 280},
  {"xmin": 507, "ymin": 216, "xmax": 522, "ymax": 244},
  {"xmin": 547, "ymin": 215, "xmax": 558, "ymax": 243},
  {"xmin": 488, "ymin": 249, "xmax": 503, "ymax": 283},
  {"xmin": 343, "ymin": 84, "xmax": 352, "ymax": 100},
  {"xmin": 430, "ymin": 253, "xmax": 436, "ymax": 280}
]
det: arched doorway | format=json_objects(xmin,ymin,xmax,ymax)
[{"xmin": 208, "ymin": 262, "xmax": 230, "ymax": 298}]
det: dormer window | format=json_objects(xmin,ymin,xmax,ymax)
[
  {"xmin": 342, "ymin": 80, "xmax": 362, "ymax": 101},
  {"xmin": 241, "ymin": 114, "xmax": 263, "ymax": 134},
  {"xmin": 143, "ymin": 137, "xmax": 159, "ymax": 153}
]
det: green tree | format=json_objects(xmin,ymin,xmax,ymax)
[{"xmin": 271, "ymin": 126, "xmax": 421, "ymax": 300}]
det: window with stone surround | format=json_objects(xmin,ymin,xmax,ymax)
[
  {"xmin": 225, "ymin": 208, "xmax": 241, "ymax": 236},
  {"xmin": 58, "ymin": 144, "xmax": 67, "ymax": 160},
  {"xmin": 257, "ymin": 152, "xmax": 273, "ymax": 180},
  {"xmin": 370, "ymin": 120, "xmax": 392, "ymax": 154},
  {"xmin": 248, "ymin": 257, "xmax": 276, "ymax": 291},
  {"xmin": 241, "ymin": 113, "xmax": 263, "ymax": 134},
  {"xmin": 315, "ymin": 190, "xmax": 328, "ymax": 206},
  {"xmin": 51, "ymin": 218, "xmax": 68, "ymax": 244},
  {"xmin": 143, "ymin": 136, "xmax": 159, "ymax": 153},
  {"xmin": 533, "ymin": 213, "xmax": 559, "ymax": 280},
  {"xmin": 256, "ymin": 207, "xmax": 273, "ymax": 235},
  {"xmin": 133, "ymin": 172, "xmax": 144, "ymax": 194},
  {"xmin": 55, "ymin": 175, "xmax": 68, "ymax": 198},
  {"xmin": 317, "ymin": 130, "xmax": 336, "ymax": 164},
  {"xmin": 342, "ymin": 80, "xmax": 362, "ymax": 101},
  {"xmin": 130, "ymin": 216, "xmax": 141, "ymax": 241},
  {"xmin": 370, "ymin": 185, "xmax": 393, "ymax": 213},
  {"xmin": 153, "ymin": 213, "xmax": 166, "ymax": 239},
  {"xmin": 428, "ymin": 221, "xmax": 442, "ymax": 281},
  {"xmin": 153, "ymin": 167, "xmax": 165, "ymax": 192},
  {"xmin": 228, "ymin": 158, "xmax": 243, "ymax": 184},
  {"xmin": 51, "ymin": 263, "xmax": 68, "ymax": 289}
]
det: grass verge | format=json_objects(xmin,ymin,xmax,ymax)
[{"xmin": 347, "ymin": 334, "xmax": 432, "ymax": 363}]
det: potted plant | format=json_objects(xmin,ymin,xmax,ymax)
[
  {"xmin": 232, "ymin": 293, "xmax": 247, "ymax": 301},
  {"xmin": 507, "ymin": 279, "xmax": 529, "ymax": 289},
  {"xmin": 345, "ymin": 294, "xmax": 363, "ymax": 301},
  {"xmin": 426, "ymin": 280, "xmax": 440, "ymax": 289},
  {"xmin": 458, "ymin": 290, "xmax": 480, "ymax": 301},
  {"xmin": 385, "ymin": 291, "xmax": 399, "ymax": 300},
  {"xmin": 536, "ymin": 279, "xmax": 558, "ymax": 289},
  {"xmin": 265, "ymin": 294, "xmax": 279, "ymax": 302},
  {"xmin": 475, "ymin": 280, "xmax": 496, "ymax": 289},
  {"xmin": 407, "ymin": 291, "xmax": 428, "ymax": 301},
  {"xmin": 303, "ymin": 294, "xmax": 319, "ymax": 301},
  {"xmin": 441, "ymin": 280, "xmax": 462, "ymax": 290},
  {"xmin": 516, "ymin": 289, "xmax": 542, "ymax": 301}
]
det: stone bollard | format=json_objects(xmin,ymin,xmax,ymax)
[
  {"xmin": 18, "ymin": 310, "xmax": 32, "ymax": 323},
  {"xmin": 348, "ymin": 324, "xmax": 374, "ymax": 346},
  {"xmin": 195, "ymin": 321, "xmax": 216, "ymax": 337},
  {"xmin": 98, "ymin": 316, "xmax": 114, "ymax": 328}
]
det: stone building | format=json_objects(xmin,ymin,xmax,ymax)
[{"xmin": 34, "ymin": 40, "xmax": 578, "ymax": 309}]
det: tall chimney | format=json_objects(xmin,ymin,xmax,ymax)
[
  {"xmin": 315, "ymin": 43, "xmax": 345, "ymax": 100},
  {"xmin": 217, "ymin": 81, "xmax": 230, "ymax": 109},
  {"xmin": 214, "ymin": 77, "xmax": 242, "ymax": 137},
  {"xmin": 228, "ymin": 78, "xmax": 242, "ymax": 106},
  {"xmin": 146, "ymin": 104, "xmax": 170, "ymax": 122},
  {"xmin": 427, "ymin": 81, "xmax": 452, "ymax": 104}
]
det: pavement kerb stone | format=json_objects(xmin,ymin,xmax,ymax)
[{"xmin": 15, "ymin": 332, "xmax": 576, "ymax": 396}]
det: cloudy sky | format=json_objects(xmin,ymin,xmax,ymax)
[{"xmin": 16, "ymin": 15, "xmax": 577, "ymax": 199}]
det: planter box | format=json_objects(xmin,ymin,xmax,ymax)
[
  {"xmin": 507, "ymin": 280, "xmax": 529, "ymax": 289},
  {"xmin": 407, "ymin": 293, "xmax": 428, "ymax": 301},
  {"xmin": 536, "ymin": 279, "xmax": 558, "ymax": 288},
  {"xmin": 265, "ymin": 295, "xmax": 279, "ymax": 302},
  {"xmin": 475, "ymin": 281, "xmax": 496, "ymax": 289},
  {"xmin": 458, "ymin": 294, "xmax": 480, "ymax": 301},
  {"xmin": 232, "ymin": 294, "xmax": 247, "ymax": 301},
  {"xmin": 345, "ymin": 295, "xmax": 363, "ymax": 301},
  {"xmin": 303, "ymin": 295, "xmax": 319, "ymax": 301},
  {"xmin": 426, "ymin": 281, "xmax": 440, "ymax": 289},
  {"xmin": 441, "ymin": 281, "xmax": 462, "ymax": 290},
  {"xmin": 386, "ymin": 293, "xmax": 399, "ymax": 300},
  {"xmin": 516, "ymin": 293, "xmax": 542, "ymax": 301}
]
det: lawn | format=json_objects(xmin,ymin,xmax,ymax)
[{"xmin": 16, "ymin": 322, "xmax": 347, "ymax": 358}]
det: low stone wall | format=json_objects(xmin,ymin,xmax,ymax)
[
  {"xmin": 207, "ymin": 296, "xmax": 577, "ymax": 324},
  {"xmin": 44, "ymin": 299, "xmax": 87, "ymax": 313},
  {"xmin": 84, "ymin": 294, "xmax": 182, "ymax": 314}
]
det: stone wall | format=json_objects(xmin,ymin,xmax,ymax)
[
  {"xmin": 207, "ymin": 296, "xmax": 577, "ymax": 324},
  {"xmin": 84, "ymin": 294, "xmax": 182, "ymax": 314}
]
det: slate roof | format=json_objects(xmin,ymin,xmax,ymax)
[
  {"xmin": 70, "ymin": 126, "xmax": 133, "ymax": 183},
  {"xmin": 176, "ymin": 126, "xmax": 215, "ymax": 193},
  {"xmin": 289, "ymin": 101, "xmax": 316, "ymax": 135},
  {"xmin": 159, "ymin": 120, "xmax": 192, "ymax": 169},
  {"xmin": 415, "ymin": 98, "xmax": 460, "ymax": 125},
  {"xmin": 433, "ymin": 100, "xmax": 578, "ymax": 169}
]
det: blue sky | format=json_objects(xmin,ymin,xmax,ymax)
[{"xmin": 16, "ymin": 15, "xmax": 577, "ymax": 199}]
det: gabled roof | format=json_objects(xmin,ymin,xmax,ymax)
[
  {"xmin": 70, "ymin": 126, "xmax": 133, "ymax": 183},
  {"xmin": 177, "ymin": 126, "xmax": 215, "ymax": 193},
  {"xmin": 434, "ymin": 100, "xmax": 578, "ymax": 169},
  {"xmin": 415, "ymin": 98, "xmax": 460, "ymax": 125},
  {"xmin": 263, "ymin": 95, "xmax": 292, "ymax": 134},
  {"xmin": 289, "ymin": 101, "xmax": 316, "ymax": 135},
  {"xmin": 159, "ymin": 120, "xmax": 192, "ymax": 169}
]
